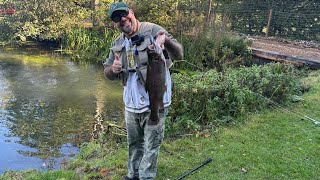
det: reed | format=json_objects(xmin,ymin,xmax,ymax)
[{"xmin": 62, "ymin": 28, "xmax": 119, "ymax": 63}]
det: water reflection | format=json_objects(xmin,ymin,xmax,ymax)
[{"xmin": 0, "ymin": 48, "xmax": 123, "ymax": 174}]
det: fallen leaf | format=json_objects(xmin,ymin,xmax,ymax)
[
  {"xmin": 100, "ymin": 168, "xmax": 108, "ymax": 176},
  {"xmin": 241, "ymin": 167, "xmax": 248, "ymax": 173}
]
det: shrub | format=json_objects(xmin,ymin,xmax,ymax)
[
  {"xmin": 176, "ymin": 18, "xmax": 252, "ymax": 72},
  {"xmin": 177, "ymin": 32, "xmax": 252, "ymax": 71},
  {"xmin": 166, "ymin": 63, "xmax": 305, "ymax": 136}
]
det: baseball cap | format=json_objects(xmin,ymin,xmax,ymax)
[{"xmin": 108, "ymin": 2, "xmax": 129, "ymax": 18}]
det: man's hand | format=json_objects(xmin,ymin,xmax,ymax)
[
  {"xmin": 155, "ymin": 30, "xmax": 166, "ymax": 49},
  {"xmin": 112, "ymin": 53, "xmax": 122, "ymax": 74}
]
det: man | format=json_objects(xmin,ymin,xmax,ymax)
[{"xmin": 103, "ymin": 2, "xmax": 183, "ymax": 180}]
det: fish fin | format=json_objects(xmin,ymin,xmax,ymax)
[
  {"xmin": 148, "ymin": 111, "xmax": 160, "ymax": 125},
  {"xmin": 160, "ymin": 101, "xmax": 164, "ymax": 109}
]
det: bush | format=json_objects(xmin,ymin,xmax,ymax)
[
  {"xmin": 177, "ymin": 27, "xmax": 252, "ymax": 72},
  {"xmin": 166, "ymin": 63, "xmax": 305, "ymax": 136},
  {"xmin": 62, "ymin": 27, "xmax": 120, "ymax": 63}
]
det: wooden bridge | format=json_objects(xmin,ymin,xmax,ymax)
[
  {"xmin": 250, "ymin": 38, "xmax": 320, "ymax": 69},
  {"xmin": 252, "ymin": 48, "xmax": 320, "ymax": 69}
]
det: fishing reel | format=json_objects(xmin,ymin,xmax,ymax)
[{"xmin": 131, "ymin": 34, "xmax": 145, "ymax": 46}]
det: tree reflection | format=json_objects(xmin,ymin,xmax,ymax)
[
  {"xmin": 0, "ymin": 50, "xmax": 123, "ymax": 168},
  {"xmin": 5, "ymin": 98, "xmax": 93, "ymax": 159}
]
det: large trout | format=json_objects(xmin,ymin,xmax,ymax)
[{"xmin": 146, "ymin": 43, "xmax": 166, "ymax": 125}]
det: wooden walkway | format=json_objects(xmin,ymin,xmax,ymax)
[
  {"xmin": 252, "ymin": 48, "xmax": 320, "ymax": 69},
  {"xmin": 250, "ymin": 39, "xmax": 320, "ymax": 69}
]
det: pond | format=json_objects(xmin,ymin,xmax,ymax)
[{"xmin": 0, "ymin": 46, "xmax": 124, "ymax": 174}]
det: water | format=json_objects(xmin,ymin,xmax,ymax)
[{"xmin": 0, "ymin": 47, "xmax": 124, "ymax": 174}]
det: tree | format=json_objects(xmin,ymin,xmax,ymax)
[{"xmin": 0, "ymin": 0, "xmax": 91, "ymax": 41}]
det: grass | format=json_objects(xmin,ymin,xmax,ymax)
[
  {"xmin": 0, "ymin": 170, "xmax": 79, "ymax": 180},
  {"xmin": 1, "ymin": 70, "xmax": 319, "ymax": 179},
  {"xmin": 159, "ymin": 110, "xmax": 319, "ymax": 179},
  {"xmin": 157, "ymin": 70, "xmax": 320, "ymax": 180}
]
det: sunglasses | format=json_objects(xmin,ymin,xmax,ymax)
[{"xmin": 111, "ymin": 10, "xmax": 129, "ymax": 23}]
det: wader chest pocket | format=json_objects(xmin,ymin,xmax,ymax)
[
  {"xmin": 110, "ymin": 45, "xmax": 124, "ymax": 59},
  {"xmin": 136, "ymin": 40, "xmax": 151, "ymax": 86}
]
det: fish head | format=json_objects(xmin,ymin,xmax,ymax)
[{"xmin": 147, "ymin": 43, "xmax": 164, "ymax": 63}]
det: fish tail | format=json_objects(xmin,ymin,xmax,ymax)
[{"xmin": 149, "ymin": 110, "xmax": 160, "ymax": 125}]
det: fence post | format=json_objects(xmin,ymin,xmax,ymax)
[
  {"xmin": 207, "ymin": 0, "xmax": 212, "ymax": 22},
  {"xmin": 265, "ymin": 9, "xmax": 273, "ymax": 37}
]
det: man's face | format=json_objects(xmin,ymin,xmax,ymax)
[{"xmin": 112, "ymin": 10, "xmax": 137, "ymax": 37}]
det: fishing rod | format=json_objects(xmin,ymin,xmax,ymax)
[
  {"xmin": 173, "ymin": 60, "xmax": 320, "ymax": 125},
  {"xmin": 250, "ymin": 90, "xmax": 320, "ymax": 125},
  {"xmin": 176, "ymin": 158, "xmax": 212, "ymax": 180},
  {"xmin": 173, "ymin": 60, "xmax": 205, "ymax": 71}
]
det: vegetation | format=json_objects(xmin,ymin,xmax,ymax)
[
  {"xmin": 0, "ymin": 170, "xmax": 79, "ymax": 180},
  {"xmin": 61, "ymin": 27, "xmax": 119, "ymax": 62},
  {"xmin": 177, "ymin": 21, "xmax": 252, "ymax": 71},
  {"xmin": 0, "ymin": 0, "xmax": 93, "ymax": 42},
  {"xmin": 215, "ymin": 0, "xmax": 320, "ymax": 41},
  {"xmin": 167, "ymin": 63, "xmax": 306, "ymax": 135},
  {"xmin": 1, "ymin": 0, "xmax": 319, "ymax": 61},
  {"xmin": 1, "ymin": 69, "xmax": 319, "ymax": 179},
  {"xmin": 0, "ymin": 0, "xmax": 319, "ymax": 179}
]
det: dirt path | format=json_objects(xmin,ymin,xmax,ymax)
[{"xmin": 249, "ymin": 37, "xmax": 320, "ymax": 62}]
